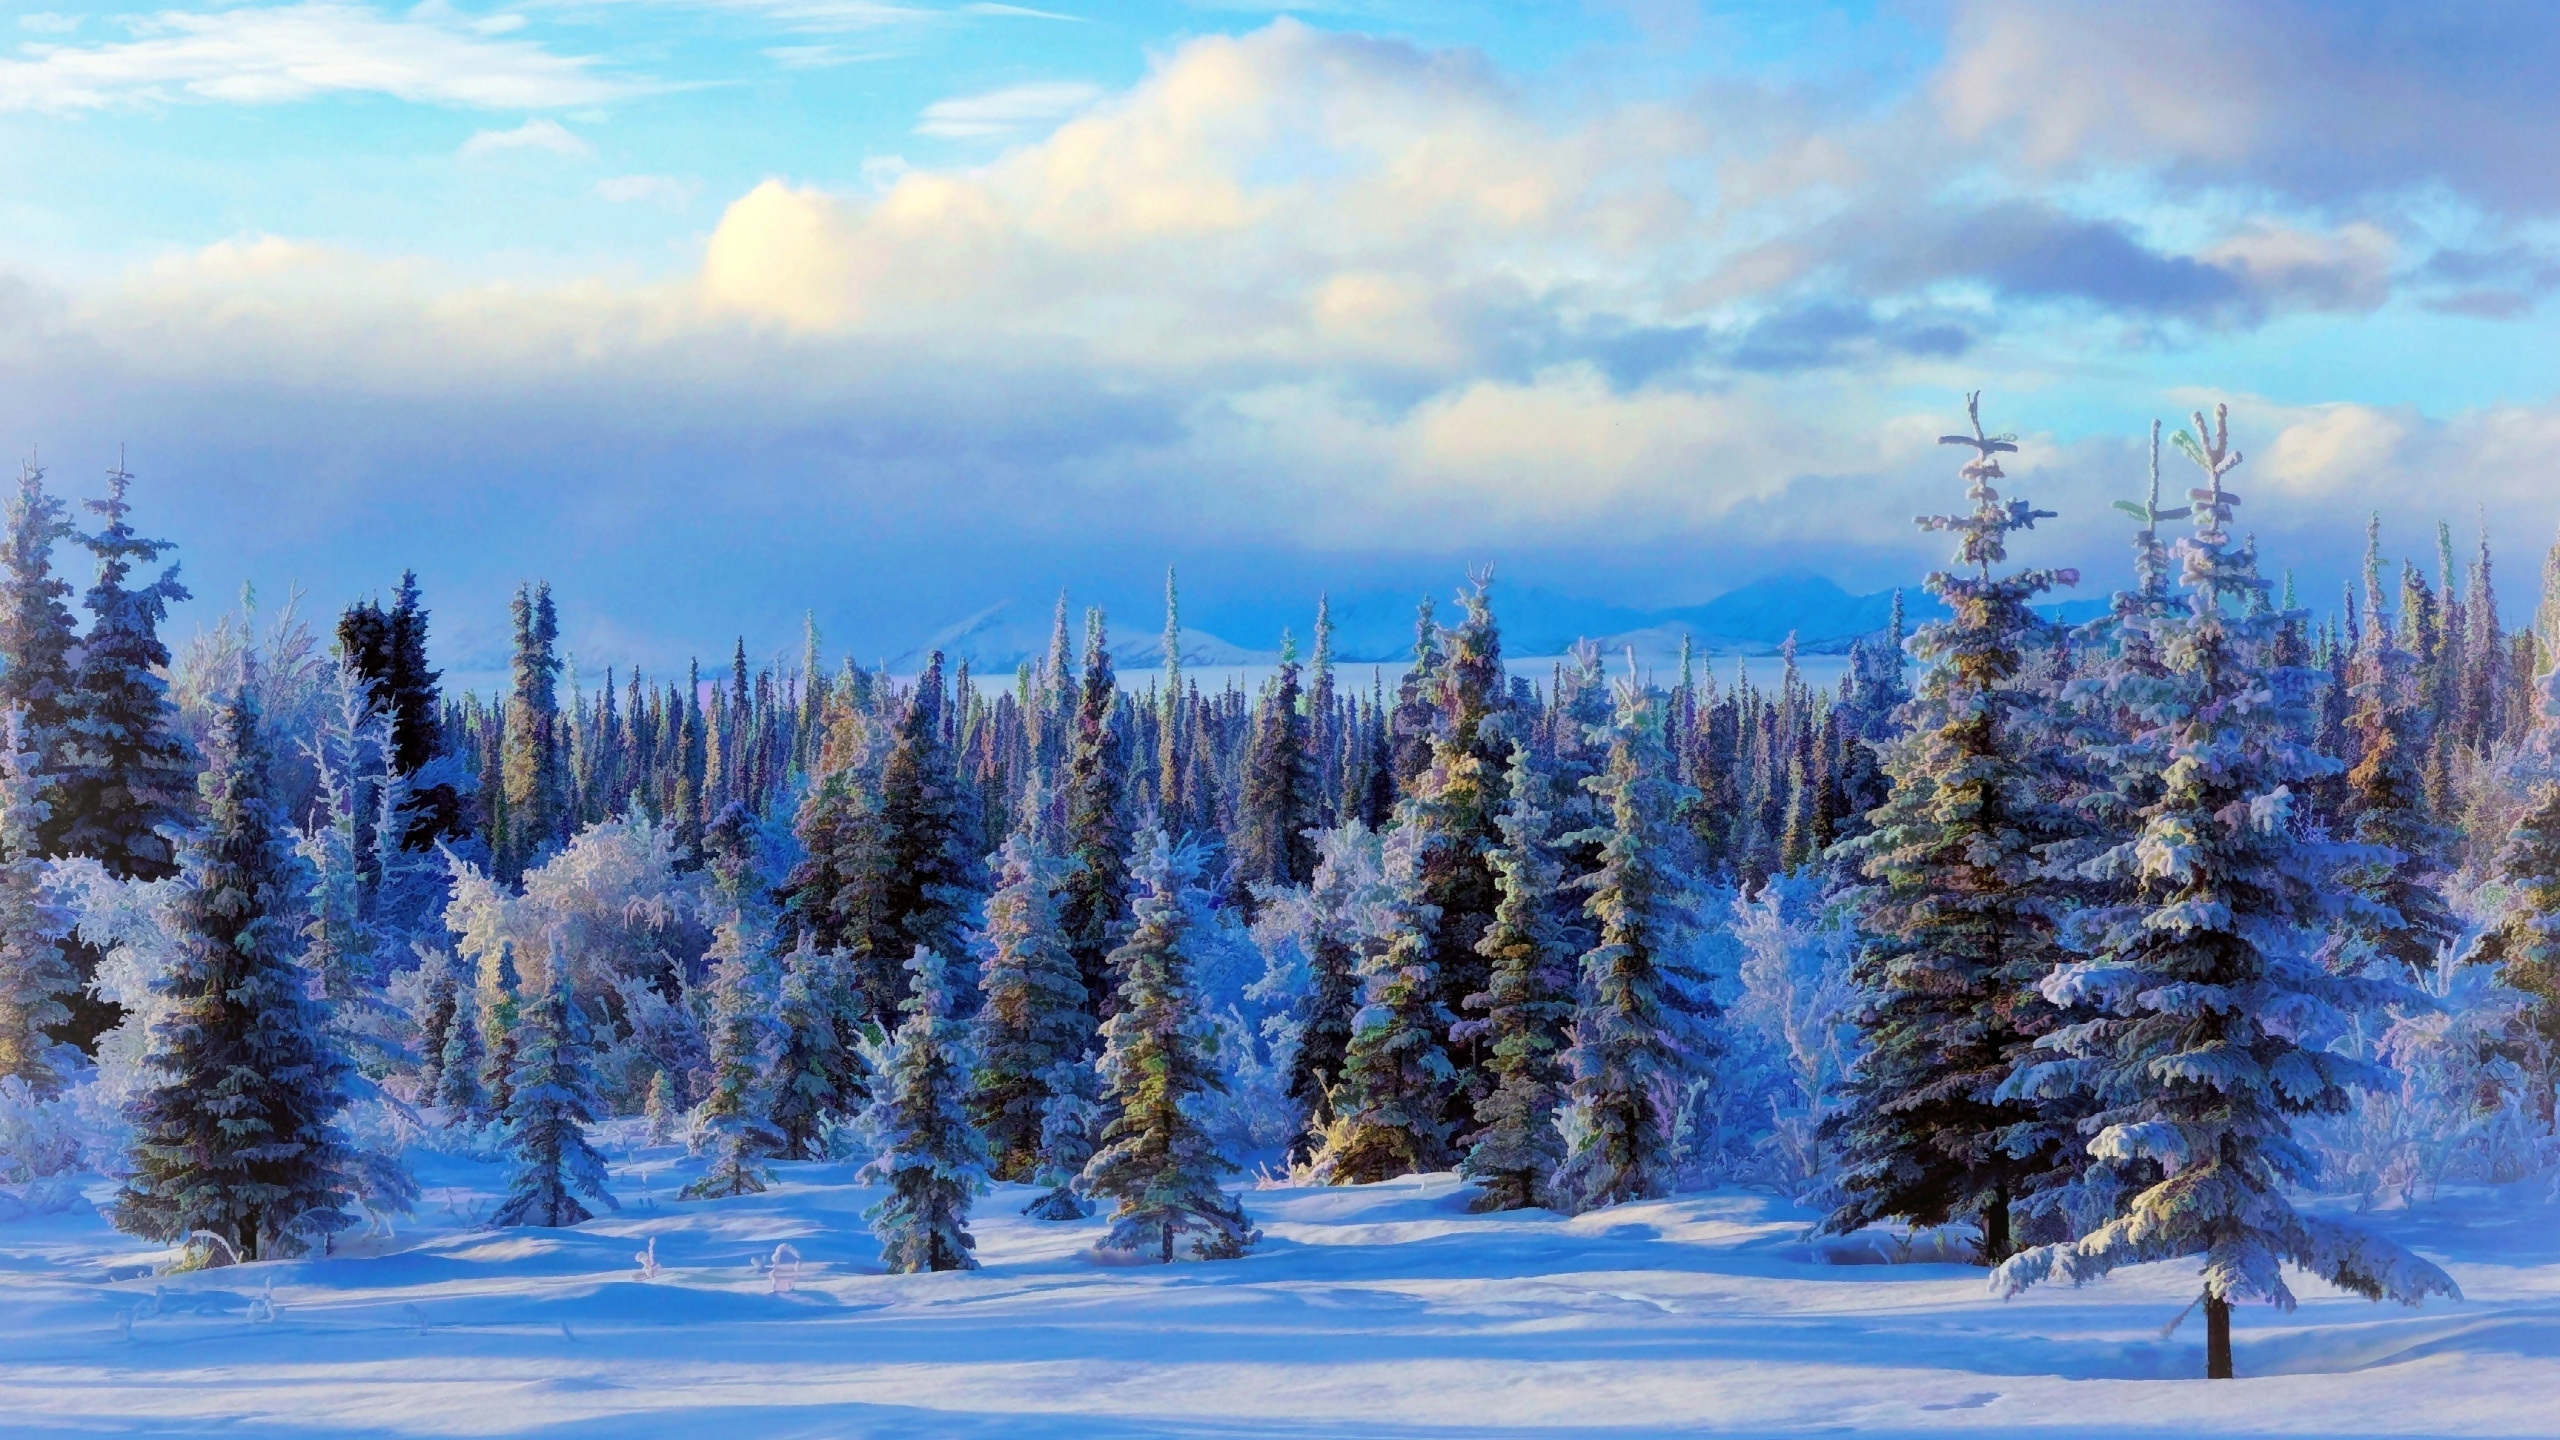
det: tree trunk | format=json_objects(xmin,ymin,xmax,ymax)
[
  {"xmin": 1979, "ymin": 1188, "xmax": 2012, "ymax": 1265},
  {"xmin": 1160, "ymin": 1217, "xmax": 1174, "ymax": 1264},
  {"xmin": 2205, "ymin": 1294, "xmax": 2234, "ymax": 1380}
]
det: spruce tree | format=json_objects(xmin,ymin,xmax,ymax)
[
  {"xmin": 0, "ymin": 464, "xmax": 78, "ymax": 798},
  {"xmin": 115, "ymin": 688, "xmax": 350, "ymax": 1262},
  {"xmin": 1316, "ymin": 818, "xmax": 1458, "ymax": 1184},
  {"xmin": 644, "ymin": 1068, "xmax": 679, "ymax": 1145},
  {"xmin": 1060, "ymin": 610, "xmax": 1130, "ymax": 1021},
  {"xmin": 57, "ymin": 461, "xmax": 192, "ymax": 880},
  {"xmin": 436, "ymin": 970, "xmax": 489, "ymax": 1121},
  {"xmin": 1022, "ymin": 1057, "xmax": 1100, "ymax": 1220},
  {"xmin": 1993, "ymin": 406, "xmax": 2458, "ymax": 1379},
  {"xmin": 1080, "ymin": 830, "xmax": 1258, "ymax": 1261},
  {"xmin": 968, "ymin": 831, "xmax": 1091, "ymax": 1180},
  {"xmin": 0, "ymin": 713, "xmax": 72, "ymax": 1096},
  {"xmin": 338, "ymin": 571, "xmax": 464, "ymax": 851},
  {"xmin": 491, "ymin": 967, "xmax": 617, "ymax": 1228},
  {"xmin": 1458, "ymin": 744, "xmax": 1574, "ymax": 1211},
  {"xmin": 767, "ymin": 942, "xmax": 849, "ymax": 1161},
  {"xmin": 2482, "ymin": 781, "xmax": 2560, "ymax": 1126},
  {"xmin": 875, "ymin": 651, "xmax": 971, "ymax": 1005},
  {"xmin": 859, "ymin": 947, "xmax": 989, "ymax": 1273},
  {"xmin": 1230, "ymin": 632, "xmax": 1316, "ymax": 911},
  {"xmin": 1556, "ymin": 675, "xmax": 1701, "ymax": 1213},
  {"xmin": 2339, "ymin": 523, "xmax": 2457, "ymax": 976},
  {"xmin": 685, "ymin": 823, "xmax": 784, "ymax": 1199},
  {"xmin": 496, "ymin": 582, "xmax": 566, "ymax": 883},
  {"xmin": 1279, "ymin": 822, "xmax": 1373, "ymax": 1165},
  {"xmin": 1821, "ymin": 394, "xmax": 2082, "ymax": 1263}
]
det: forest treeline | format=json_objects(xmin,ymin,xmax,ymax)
[{"xmin": 0, "ymin": 395, "xmax": 2551, "ymax": 1377}]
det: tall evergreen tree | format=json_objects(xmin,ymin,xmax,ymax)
[
  {"xmin": 1080, "ymin": 830, "xmax": 1257, "ymax": 1261},
  {"xmin": 767, "ymin": 942, "xmax": 851, "ymax": 1161},
  {"xmin": 2339, "ymin": 524, "xmax": 2457, "ymax": 976},
  {"xmin": 1556, "ymin": 675, "xmax": 1702, "ymax": 1213},
  {"xmin": 496, "ymin": 582, "xmax": 566, "ymax": 883},
  {"xmin": 1279, "ymin": 822, "xmax": 1373, "ymax": 1165},
  {"xmin": 874, "ymin": 651, "xmax": 971, "ymax": 1012},
  {"xmin": 338, "ymin": 571, "xmax": 464, "ymax": 850},
  {"xmin": 859, "ymin": 947, "xmax": 989, "ymax": 1273},
  {"xmin": 2481, "ymin": 781, "xmax": 2560, "ymax": 1126},
  {"xmin": 491, "ymin": 965, "xmax": 617, "ymax": 1228},
  {"xmin": 969, "ymin": 831, "xmax": 1091, "ymax": 1181},
  {"xmin": 1458, "ymin": 745, "xmax": 1575, "ymax": 1212},
  {"xmin": 1230, "ymin": 631, "xmax": 1315, "ymax": 910},
  {"xmin": 1317, "ymin": 818, "xmax": 1459, "ymax": 1184},
  {"xmin": 0, "ymin": 713, "xmax": 72, "ymax": 1096},
  {"xmin": 57, "ymin": 460, "xmax": 192, "ymax": 884},
  {"xmin": 0, "ymin": 464, "xmax": 78, "ymax": 798},
  {"xmin": 1820, "ymin": 394, "xmax": 2082, "ymax": 1263},
  {"xmin": 1060, "ymin": 610, "xmax": 1131, "ymax": 1021},
  {"xmin": 1993, "ymin": 406, "xmax": 2458, "ymax": 1379},
  {"xmin": 115, "ymin": 688, "xmax": 350, "ymax": 1263}
]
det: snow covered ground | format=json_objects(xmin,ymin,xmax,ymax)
[{"xmin": 2, "ymin": 1136, "xmax": 2551, "ymax": 1438}]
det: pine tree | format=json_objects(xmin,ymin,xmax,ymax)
[
  {"xmin": 491, "ymin": 966, "xmax": 617, "ymax": 1228},
  {"xmin": 2482, "ymin": 781, "xmax": 2560, "ymax": 1126},
  {"xmin": 685, "ymin": 824, "xmax": 784, "ymax": 1199},
  {"xmin": 0, "ymin": 712, "xmax": 72, "ymax": 1096},
  {"xmin": 0, "ymin": 464, "xmax": 78, "ymax": 799},
  {"xmin": 644, "ymin": 1067, "xmax": 679, "ymax": 1146},
  {"xmin": 115, "ymin": 688, "xmax": 350, "ymax": 1263},
  {"xmin": 1556, "ymin": 675, "xmax": 1702, "ymax": 1213},
  {"xmin": 1061, "ymin": 610, "xmax": 1131, "ymax": 1021},
  {"xmin": 1080, "ymin": 830, "xmax": 1258, "ymax": 1261},
  {"xmin": 875, "ymin": 651, "xmax": 971, "ymax": 1007},
  {"xmin": 1316, "ymin": 818, "xmax": 1458, "ymax": 1184},
  {"xmin": 2340, "ymin": 525, "xmax": 2458, "ymax": 977},
  {"xmin": 1418, "ymin": 574, "xmax": 1513, "ymax": 1137},
  {"xmin": 1458, "ymin": 744, "xmax": 1575, "ymax": 1211},
  {"xmin": 477, "ymin": 942, "xmax": 521, "ymax": 1123},
  {"xmin": 767, "ymin": 942, "xmax": 848, "ymax": 1161},
  {"xmin": 859, "ymin": 947, "xmax": 989, "ymax": 1273},
  {"xmin": 55, "ymin": 462, "xmax": 191, "ymax": 1053},
  {"xmin": 1022, "ymin": 1057, "xmax": 1101, "ymax": 1220},
  {"xmin": 338, "ymin": 571, "xmax": 464, "ymax": 850},
  {"xmin": 968, "ymin": 831, "xmax": 1091, "ymax": 1180},
  {"xmin": 435, "ymin": 969, "xmax": 489, "ymax": 1121},
  {"xmin": 1993, "ymin": 406, "xmax": 2459, "ymax": 1379},
  {"xmin": 1230, "ymin": 632, "xmax": 1316, "ymax": 911},
  {"xmin": 496, "ymin": 582, "xmax": 566, "ymax": 883},
  {"xmin": 1279, "ymin": 822, "xmax": 1373, "ymax": 1165},
  {"xmin": 1821, "ymin": 394, "xmax": 2083, "ymax": 1263}
]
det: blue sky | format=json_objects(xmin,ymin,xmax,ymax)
[{"xmin": 2, "ymin": 0, "xmax": 2557, "ymax": 684}]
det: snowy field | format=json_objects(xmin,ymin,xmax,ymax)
[{"xmin": 2, "ymin": 1135, "xmax": 2550, "ymax": 1438}]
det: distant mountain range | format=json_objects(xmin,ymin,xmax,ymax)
[{"xmin": 887, "ymin": 574, "xmax": 2114, "ymax": 673}]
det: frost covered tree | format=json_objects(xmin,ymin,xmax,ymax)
[
  {"xmin": 1274, "ymin": 822, "xmax": 1378, "ymax": 1165},
  {"xmin": 1081, "ymin": 830, "xmax": 1258, "ymax": 1261},
  {"xmin": 492, "ymin": 964, "xmax": 617, "ymax": 1227},
  {"xmin": 115, "ymin": 688, "xmax": 350, "ymax": 1263},
  {"xmin": 1458, "ymin": 745, "xmax": 1575, "ymax": 1211},
  {"xmin": 969, "ymin": 831, "xmax": 1091, "ymax": 1180},
  {"xmin": 1822, "ymin": 394, "xmax": 2083, "ymax": 1264},
  {"xmin": 1316, "ymin": 815, "xmax": 1459, "ymax": 1185},
  {"xmin": 1230, "ymin": 631, "xmax": 1316, "ymax": 910},
  {"xmin": 1022, "ymin": 1057, "xmax": 1101, "ymax": 1220},
  {"xmin": 859, "ymin": 947, "xmax": 988, "ymax": 1273},
  {"xmin": 767, "ymin": 942, "xmax": 850, "ymax": 1161},
  {"xmin": 495, "ymin": 582, "xmax": 566, "ymax": 883},
  {"xmin": 1556, "ymin": 674, "xmax": 1704, "ymax": 1213},
  {"xmin": 435, "ymin": 962, "xmax": 489, "ymax": 1121},
  {"xmin": 2482, "ymin": 780, "xmax": 2560, "ymax": 1123},
  {"xmin": 55, "ymin": 461, "xmax": 193, "ymax": 883},
  {"xmin": 0, "ymin": 712, "xmax": 72, "ymax": 1096},
  {"xmin": 0, "ymin": 465, "xmax": 78, "ymax": 801},
  {"xmin": 876, "ymin": 652, "xmax": 972, "ymax": 1001},
  {"xmin": 1993, "ymin": 407, "xmax": 2459, "ymax": 1379},
  {"xmin": 644, "ymin": 1068, "xmax": 678, "ymax": 1145},
  {"xmin": 2339, "ymin": 519, "xmax": 2457, "ymax": 976},
  {"xmin": 684, "ymin": 920, "xmax": 782, "ymax": 1201},
  {"xmin": 1060, "ymin": 610, "xmax": 1131, "ymax": 1021}
]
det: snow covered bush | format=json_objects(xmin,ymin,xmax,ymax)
[{"xmin": 1709, "ymin": 876, "xmax": 1860, "ymax": 1201}]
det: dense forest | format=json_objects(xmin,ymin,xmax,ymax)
[{"xmin": 1, "ymin": 397, "xmax": 2548, "ymax": 1378}]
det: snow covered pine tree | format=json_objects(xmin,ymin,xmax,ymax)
[{"xmin": 1994, "ymin": 406, "xmax": 2459, "ymax": 1378}]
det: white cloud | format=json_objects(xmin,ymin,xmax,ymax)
[
  {"xmin": 460, "ymin": 117, "xmax": 593, "ymax": 159},
  {"xmin": 17, "ymin": 13, "xmax": 83, "ymax": 34},
  {"xmin": 914, "ymin": 80, "xmax": 1102, "ymax": 138},
  {"xmin": 594, "ymin": 174, "xmax": 692, "ymax": 205},
  {"xmin": 0, "ymin": 3, "xmax": 625, "ymax": 112}
]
